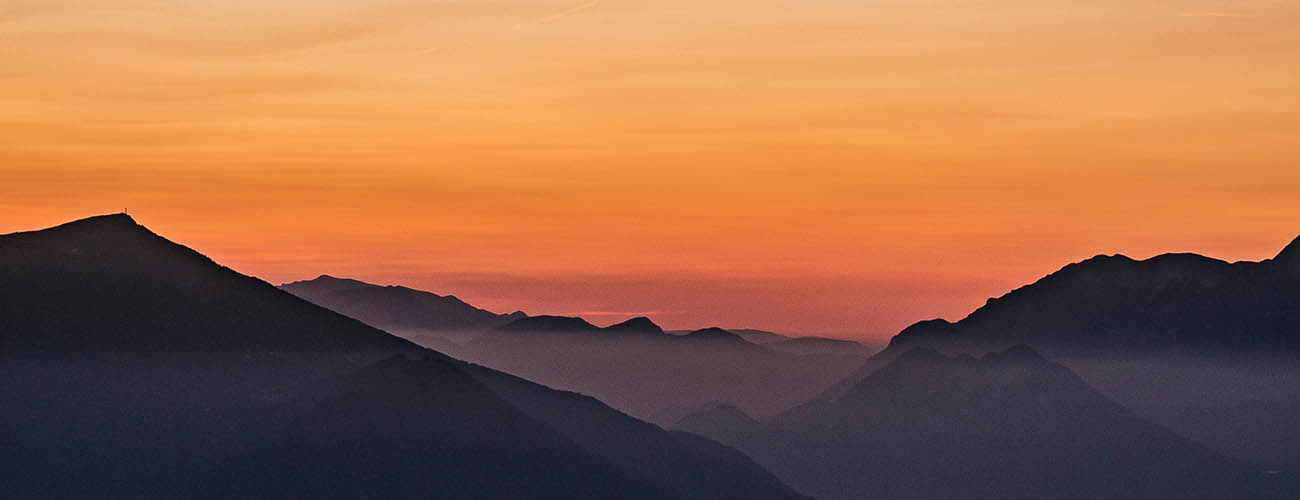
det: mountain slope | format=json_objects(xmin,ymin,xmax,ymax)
[
  {"xmin": 888, "ymin": 238, "xmax": 1300, "ymax": 357},
  {"xmin": 826, "ymin": 236, "xmax": 1300, "ymax": 465},
  {"xmin": 0, "ymin": 214, "xmax": 807, "ymax": 500},
  {"xmin": 280, "ymin": 274, "xmax": 524, "ymax": 344},
  {"xmin": 459, "ymin": 317, "xmax": 868, "ymax": 422},
  {"xmin": 677, "ymin": 346, "xmax": 1267, "ymax": 500}
]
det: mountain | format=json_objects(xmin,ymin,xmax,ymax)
[
  {"xmin": 492, "ymin": 315, "xmax": 604, "ymax": 334},
  {"xmin": 677, "ymin": 345, "xmax": 1270, "ymax": 500},
  {"xmin": 455, "ymin": 317, "xmax": 869, "ymax": 423},
  {"xmin": 0, "ymin": 214, "xmax": 809, "ymax": 500},
  {"xmin": 668, "ymin": 327, "xmax": 787, "ymax": 343},
  {"xmin": 888, "ymin": 241, "xmax": 1300, "ymax": 356},
  {"xmin": 724, "ymin": 328, "xmax": 792, "ymax": 344},
  {"xmin": 669, "ymin": 328, "xmax": 877, "ymax": 355},
  {"xmin": 763, "ymin": 336, "xmax": 876, "ymax": 356},
  {"xmin": 280, "ymin": 275, "xmax": 524, "ymax": 345},
  {"xmin": 826, "ymin": 236, "xmax": 1300, "ymax": 465}
]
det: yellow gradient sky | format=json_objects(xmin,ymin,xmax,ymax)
[{"xmin": 3, "ymin": 0, "xmax": 1299, "ymax": 338}]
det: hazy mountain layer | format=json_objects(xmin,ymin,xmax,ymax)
[
  {"xmin": 455, "ymin": 316, "xmax": 869, "ymax": 423},
  {"xmin": 678, "ymin": 346, "xmax": 1271, "ymax": 500}
]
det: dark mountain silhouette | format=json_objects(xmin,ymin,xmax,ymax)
[
  {"xmin": 677, "ymin": 346, "xmax": 1272, "ymax": 500},
  {"xmin": 604, "ymin": 316, "xmax": 667, "ymax": 335},
  {"xmin": 681, "ymin": 327, "xmax": 752, "ymax": 344},
  {"xmin": 0, "ymin": 214, "xmax": 808, "ymax": 500},
  {"xmin": 825, "ymin": 236, "xmax": 1300, "ymax": 465},
  {"xmin": 888, "ymin": 238, "xmax": 1300, "ymax": 357},
  {"xmin": 280, "ymin": 274, "xmax": 524, "ymax": 345},
  {"xmin": 455, "ymin": 318, "xmax": 869, "ymax": 423}
]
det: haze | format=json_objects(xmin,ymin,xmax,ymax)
[{"xmin": 3, "ymin": 0, "xmax": 1299, "ymax": 337}]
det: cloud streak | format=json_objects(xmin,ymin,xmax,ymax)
[
  {"xmin": 569, "ymin": 310, "xmax": 679, "ymax": 317},
  {"xmin": 516, "ymin": 0, "xmax": 602, "ymax": 29},
  {"xmin": 1174, "ymin": 11, "xmax": 1253, "ymax": 18}
]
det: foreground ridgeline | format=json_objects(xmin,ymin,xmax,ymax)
[{"xmin": 0, "ymin": 214, "xmax": 808, "ymax": 500}]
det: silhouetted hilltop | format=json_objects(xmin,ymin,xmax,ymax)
[
  {"xmin": 682, "ymin": 327, "xmax": 750, "ymax": 344},
  {"xmin": 280, "ymin": 275, "xmax": 524, "ymax": 344},
  {"xmin": 678, "ymin": 345, "xmax": 1265, "ymax": 500},
  {"xmin": 0, "ymin": 213, "xmax": 411, "ymax": 359},
  {"xmin": 283, "ymin": 274, "xmax": 375, "ymax": 295},
  {"xmin": 888, "ymin": 237, "xmax": 1300, "ymax": 357},
  {"xmin": 824, "ymin": 235, "xmax": 1300, "ymax": 465},
  {"xmin": 605, "ymin": 316, "xmax": 664, "ymax": 334},
  {"xmin": 0, "ymin": 214, "xmax": 809, "ymax": 500}
]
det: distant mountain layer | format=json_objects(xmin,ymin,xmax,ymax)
[
  {"xmin": 677, "ymin": 346, "xmax": 1272, "ymax": 500},
  {"xmin": 0, "ymin": 214, "xmax": 808, "ymax": 500},
  {"xmin": 280, "ymin": 275, "xmax": 525, "ymax": 341},
  {"xmin": 454, "ymin": 317, "xmax": 870, "ymax": 423},
  {"xmin": 673, "ymin": 328, "xmax": 791, "ymax": 344},
  {"xmin": 665, "ymin": 328, "xmax": 877, "ymax": 355},
  {"xmin": 890, "ymin": 236, "xmax": 1300, "ymax": 357}
]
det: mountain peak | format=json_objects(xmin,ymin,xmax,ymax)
[
  {"xmin": 311, "ymin": 275, "xmax": 374, "ymax": 287},
  {"xmin": 19, "ymin": 213, "xmax": 143, "ymax": 237},
  {"xmin": 80, "ymin": 212, "xmax": 136, "ymax": 224},
  {"xmin": 683, "ymin": 327, "xmax": 747, "ymax": 343},
  {"xmin": 605, "ymin": 317, "xmax": 664, "ymax": 334},
  {"xmin": 279, "ymin": 275, "xmax": 378, "ymax": 296}
]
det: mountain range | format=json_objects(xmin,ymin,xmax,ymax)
[
  {"xmin": 0, "ymin": 214, "xmax": 808, "ymax": 500},
  {"xmin": 453, "ymin": 315, "xmax": 871, "ymax": 423},
  {"xmin": 676, "ymin": 345, "xmax": 1273, "ymax": 500},
  {"xmin": 279, "ymin": 278, "xmax": 875, "ymax": 423},
  {"xmin": 7, "ymin": 213, "xmax": 1297, "ymax": 500},
  {"xmin": 821, "ymin": 237, "xmax": 1300, "ymax": 465}
]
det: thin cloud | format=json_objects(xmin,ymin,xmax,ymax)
[
  {"xmin": 569, "ymin": 310, "xmax": 678, "ymax": 317},
  {"xmin": 1174, "ymin": 11, "xmax": 1253, "ymax": 18},
  {"xmin": 516, "ymin": 0, "xmax": 603, "ymax": 29}
]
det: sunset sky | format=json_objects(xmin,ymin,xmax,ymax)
[{"xmin": 3, "ymin": 0, "xmax": 1299, "ymax": 339}]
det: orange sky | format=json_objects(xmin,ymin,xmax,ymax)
[{"xmin": 3, "ymin": 0, "xmax": 1299, "ymax": 339}]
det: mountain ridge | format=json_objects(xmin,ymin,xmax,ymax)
[{"xmin": 0, "ymin": 214, "xmax": 809, "ymax": 500}]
